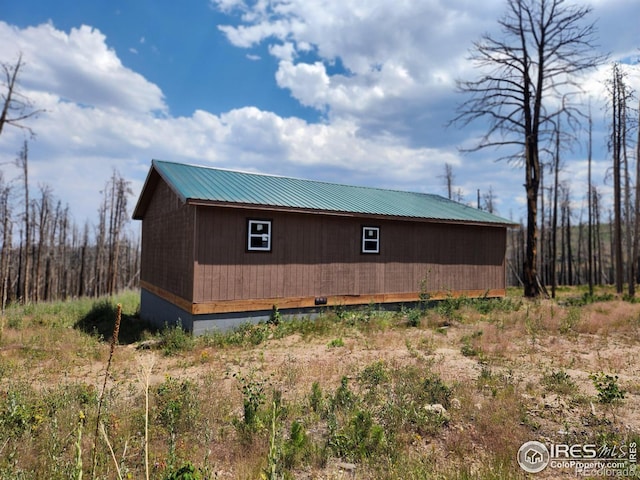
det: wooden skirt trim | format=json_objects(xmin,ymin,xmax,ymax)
[
  {"xmin": 140, "ymin": 280, "xmax": 193, "ymax": 312},
  {"xmin": 141, "ymin": 282, "xmax": 506, "ymax": 315}
]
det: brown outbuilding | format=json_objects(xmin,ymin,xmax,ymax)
[{"xmin": 133, "ymin": 160, "xmax": 516, "ymax": 334}]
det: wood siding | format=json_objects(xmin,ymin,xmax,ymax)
[
  {"xmin": 139, "ymin": 180, "xmax": 194, "ymax": 300},
  {"xmin": 192, "ymin": 207, "xmax": 507, "ymax": 304}
]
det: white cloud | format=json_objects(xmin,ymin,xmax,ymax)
[
  {"xmin": 0, "ymin": 21, "xmax": 166, "ymax": 114},
  {"xmin": 2, "ymin": 0, "xmax": 637, "ymax": 228},
  {"xmin": 213, "ymin": 0, "xmax": 508, "ymax": 146},
  {"xmin": 1, "ymin": 21, "xmax": 492, "ymax": 225}
]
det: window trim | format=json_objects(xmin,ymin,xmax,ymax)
[
  {"xmin": 361, "ymin": 226, "xmax": 380, "ymax": 254},
  {"xmin": 247, "ymin": 219, "xmax": 272, "ymax": 252}
]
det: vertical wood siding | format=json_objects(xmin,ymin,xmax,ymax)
[
  {"xmin": 140, "ymin": 181, "xmax": 194, "ymax": 300},
  {"xmin": 192, "ymin": 206, "xmax": 506, "ymax": 303}
]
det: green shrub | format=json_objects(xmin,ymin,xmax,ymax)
[
  {"xmin": 309, "ymin": 382, "xmax": 324, "ymax": 414},
  {"xmin": 460, "ymin": 330, "xmax": 483, "ymax": 358},
  {"xmin": 401, "ymin": 306, "xmax": 422, "ymax": 327},
  {"xmin": 233, "ymin": 372, "xmax": 268, "ymax": 434},
  {"xmin": 163, "ymin": 462, "xmax": 204, "ymax": 480},
  {"xmin": 559, "ymin": 307, "xmax": 581, "ymax": 334},
  {"xmin": 282, "ymin": 420, "xmax": 309, "ymax": 469},
  {"xmin": 155, "ymin": 376, "xmax": 199, "ymax": 435},
  {"xmin": 158, "ymin": 323, "xmax": 195, "ymax": 355},
  {"xmin": 331, "ymin": 377, "xmax": 355, "ymax": 412},
  {"xmin": 590, "ymin": 372, "xmax": 625, "ymax": 404}
]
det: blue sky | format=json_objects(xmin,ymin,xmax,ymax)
[{"xmin": 1, "ymin": 0, "xmax": 639, "ymax": 227}]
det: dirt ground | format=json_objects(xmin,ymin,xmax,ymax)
[{"xmin": 4, "ymin": 296, "xmax": 640, "ymax": 478}]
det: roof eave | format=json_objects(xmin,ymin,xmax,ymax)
[
  {"xmin": 185, "ymin": 198, "xmax": 517, "ymax": 227},
  {"xmin": 133, "ymin": 160, "xmax": 189, "ymax": 220}
]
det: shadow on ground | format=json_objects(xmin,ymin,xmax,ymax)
[{"xmin": 74, "ymin": 300, "xmax": 157, "ymax": 344}]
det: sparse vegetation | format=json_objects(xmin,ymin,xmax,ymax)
[
  {"xmin": 0, "ymin": 287, "xmax": 638, "ymax": 478},
  {"xmin": 590, "ymin": 372, "xmax": 626, "ymax": 404}
]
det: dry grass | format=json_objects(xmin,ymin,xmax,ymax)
[{"xmin": 0, "ymin": 289, "xmax": 639, "ymax": 479}]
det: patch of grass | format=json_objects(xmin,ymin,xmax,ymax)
[
  {"xmin": 562, "ymin": 292, "xmax": 616, "ymax": 307},
  {"xmin": 73, "ymin": 292, "xmax": 153, "ymax": 344},
  {"xmin": 460, "ymin": 330, "xmax": 483, "ymax": 358},
  {"xmin": 542, "ymin": 369, "xmax": 578, "ymax": 395},
  {"xmin": 559, "ymin": 306, "xmax": 581, "ymax": 334},
  {"xmin": 327, "ymin": 337, "xmax": 344, "ymax": 348},
  {"xmin": 157, "ymin": 323, "xmax": 195, "ymax": 356}
]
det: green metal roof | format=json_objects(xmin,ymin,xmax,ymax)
[{"xmin": 133, "ymin": 159, "xmax": 515, "ymax": 226}]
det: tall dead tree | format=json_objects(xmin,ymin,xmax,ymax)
[
  {"xmin": 633, "ymin": 93, "xmax": 640, "ymax": 295},
  {"xmin": 0, "ymin": 177, "xmax": 11, "ymax": 312},
  {"xmin": 587, "ymin": 106, "xmax": 594, "ymax": 296},
  {"xmin": 592, "ymin": 187, "xmax": 604, "ymax": 285},
  {"xmin": 441, "ymin": 163, "xmax": 455, "ymax": 200},
  {"xmin": 607, "ymin": 63, "xmax": 631, "ymax": 294},
  {"xmin": 550, "ymin": 123, "xmax": 560, "ymax": 296},
  {"xmin": 15, "ymin": 141, "xmax": 31, "ymax": 304},
  {"xmin": 452, "ymin": 0, "xmax": 606, "ymax": 297},
  {"xmin": 106, "ymin": 171, "xmax": 132, "ymax": 295}
]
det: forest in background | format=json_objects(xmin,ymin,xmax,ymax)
[
  {"xmin": 0, "ymin": 140, "xmax": 139, "ymax": 309},
  {"xmin": 1, "ymin": 43, "xmax": 639, "ymax": 307}
]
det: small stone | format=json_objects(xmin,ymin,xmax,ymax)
[
  {"xmin": 425, "ymin": 403, "xmax": 448, "ymax": 415},
  {"xmin": 337, "ymin": 462, "xmax": 356, "ymax": 472}
]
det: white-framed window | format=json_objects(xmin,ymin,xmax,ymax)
[
  {"xmin": 247, "ymin": 219, "xmax": 272, "ymax": 252},
  {"xmin": 361, "ymin": 226, "xmax": 380, "ymax": 254}
]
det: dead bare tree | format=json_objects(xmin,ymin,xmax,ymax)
[
  {"xmin": 15, "ymin": 141, "xmax": 31, "ymax": 304},
  {"xmin": 607, "ymin": 63, "xmax": 632, "ymax": 294},
  {"xmin": 0, "ymin": 54, "xmax": 42, "ymax": 137},
  {"xmin": 106, "ymin": 170, "xmax": 132, "ymax": 295},
  {"xmin": 441, "ymin": 163, "xmax": 455, "ymax": 200},
  {"xmin": 0, "ymin": 176, "xmax": 11, "ymax": 312},
  {"xmin": 451, "ymin": 0, "xmax": 606, "ymax": 297},
  {"xmin": 633, "ymin": 93, "xmax": 640, "ymax": 296},
  {"xmin": 481, "ymin": 186, "xmax": 497, "ymax": 213},
  {"xmin": 587, "ymin": 106, "xmax": 594, "ymax": 296}
]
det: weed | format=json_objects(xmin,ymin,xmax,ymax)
[
  {"xmin": 524, "ymin": 307, "xmax": 542, "ymax": 346},
  {"xmin": 91, "ymin": 303, "xmax": 122, "ymax": 478},
  {"xmin": 542, "ymin": 369, "xmax": 577, "ymax": 395},
  {"xmin": 401, "ymin": 305, "xmax": 422, "ymax": 327},
  {"xmin": 234, "ymin": 371, "xmax": 269, "ymax": 435},
  {"xmin": 268, "ymin": 305, "xmax": 281, "ymax": 326},
  {"xmin": 327, "ymin": 337, "xmax": 344, "ymax": 348},
  {"xmin": 563, "ymin": 292, "xmax": 615, "ymax": 307},
  {"xmin": 357, "ymin": 361, "xmax": 390, "ymax": 390},
  {"xmin": 435, "ymin": 295, "xmax": 467, "ymax": 322},
  {"xmin": 589, "ymin": 372, "xmax": 625, "ymax": 404},
  {"xmin": 155, "ymin": 376, "xmax": 200, "ymax": 469},
  {"xmin": 309, "ymin": 382, "xmax": 324, "ymax": 414},
  {"xmin": 460, "ymin": 330, "xmax": 483, "ymax": 358},
  {"xmin": 559, "ymin": 306, "xmax": 581, "ymax": 334},
  {"xmin": 158, "ymin": 323, "xmax": 195, "ymax": 356},
  {"xmin": 422, "ymin": 373, "xmax": 453, "ymax": 409},
  {"xmin": 332, "ymin": 376, "xmax": 355, "ymax": 411},
  {"xmin": 163, "ymin": 462, "xmax": 204, "ymax": 480},
  {"xmin": 471, "ymin": 296, "xmax": 523, "ymax": 315},
  {"xmin": 264, "ymin": 399, "xmax": 284, "ymax": 480}
]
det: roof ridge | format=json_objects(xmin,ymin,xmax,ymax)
[{"xmin": 151, "ymin": 158, "xmax": 442, "ymax": 199}]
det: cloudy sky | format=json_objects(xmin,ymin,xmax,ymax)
[{"xmin": 1, "ymin": 0, "xmax": 639, "ymax": 228}]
